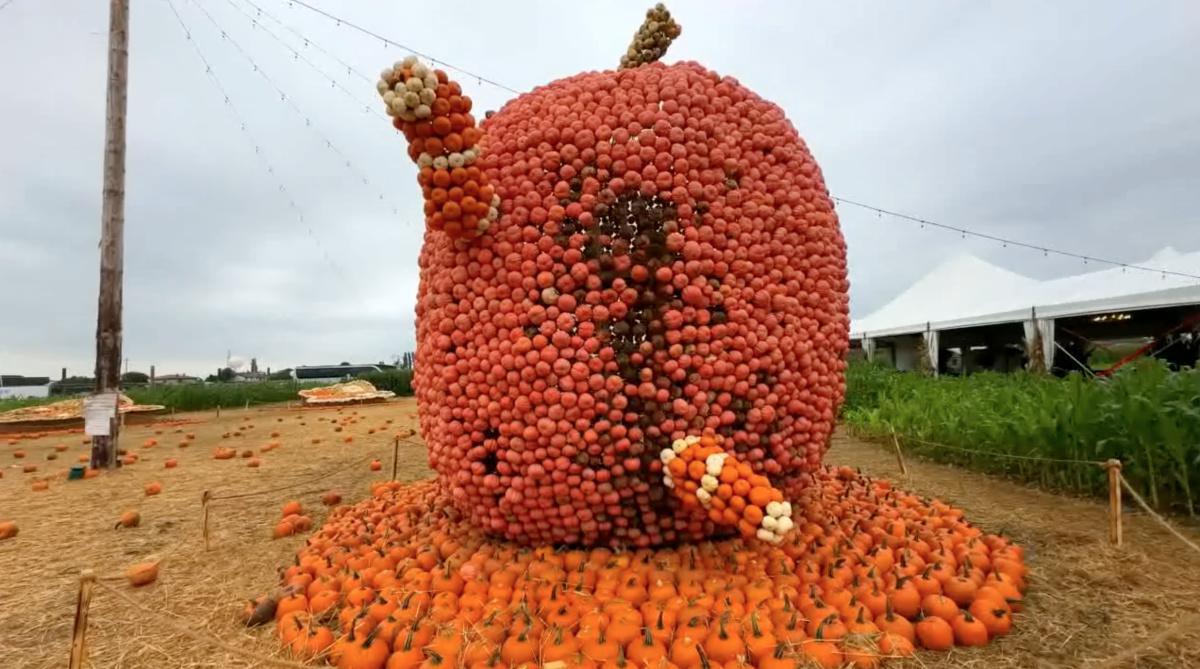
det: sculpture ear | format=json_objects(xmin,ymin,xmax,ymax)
[{"xmin": 378, "ymin": 56, "xmax": 498, "ymax": 241}]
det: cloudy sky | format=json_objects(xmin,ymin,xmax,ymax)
[{"xmin": 1, "ymin": 0, "xmax": 1197, "ymax": 379}]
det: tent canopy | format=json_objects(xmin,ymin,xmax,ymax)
[{"xmin": 852, "ymin": 247, "xmax": 1200, "ymax": 339}]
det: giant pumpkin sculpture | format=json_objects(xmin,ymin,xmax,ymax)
[
  {"xmin": 384, "ymin": 9, "xmax": 847, "ymax": 548},
  {"xmin": 268, "ymin": 8, "xmax": 1025, "ymax": 666}
]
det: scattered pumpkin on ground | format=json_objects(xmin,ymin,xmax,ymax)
[
  {"xmin": 116, "ymin": 510, "xmax": 141, "ymax": 529},
  {"xmin": 127, "ymin": 562, "xmax": 159, "ymax": 587}
]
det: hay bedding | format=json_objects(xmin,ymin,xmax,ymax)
[
  {"xmin": 0, "ymin": 400, "xmax": 429, "ymax": 669},
  {"xmin": 1, "ymin": 401, "xmax": 1197, "ymax": 667}
]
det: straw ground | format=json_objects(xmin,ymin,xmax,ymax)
[{"xmin": 1, "ymin": 399, "xmax": 1197, "ymax": 667}]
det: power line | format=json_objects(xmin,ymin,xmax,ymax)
[
  {"xmin": 833, "ymin": 196, "xmax": 1200, "ymax": 282},
  {"xmin": 184, "ymin": 0, "xmax": 402, "ymax": 218},
  {"xmin": 281, "ymin": 0, "xmax": 522, "ymax": 95},
  {"xmin": 163, "ymin": 0, "xmax": 346, "ymax": 280}
]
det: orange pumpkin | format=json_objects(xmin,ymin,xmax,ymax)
[{"xmin": 127, "ymin": 562, "xmax": 159, "ymax": 587}]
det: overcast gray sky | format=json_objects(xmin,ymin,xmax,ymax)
[{"xmin": 2, "ymin": 0, "xmax": 1198, "ymax": 379}]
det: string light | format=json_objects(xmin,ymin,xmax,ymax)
[
  {"xmin": 171, "ymin": 1, "xmax": 1197, "ymax": 289},
  {"xmin": 164, "ymin": 0, "xmax": 347, "ymax": 280},
  {"xmin": 219, "ymin": 0, "xmax": 382, "ymax": 115},
  {"xmin": 237, "ymin": 0, "xmax": 373, "ymax": 84},
  {"xmin": 281, "ymin": 0, "xmax": 523, "ymax": 95},
  {"xmin": 184, "ymin": 0, "xmax": 407, "ymax": 224},
  {"xmin": 833, "ymin": 196, "xmax": 1200, "ymax": 282}
]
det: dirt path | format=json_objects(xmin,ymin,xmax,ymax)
[
  {"xmin": 827, "ymin": 431, "xmax": 1200, "ymax": 668},
  {"xmin": 2, "ymin": 408, "xmax": 1198, "ymax": 668}
]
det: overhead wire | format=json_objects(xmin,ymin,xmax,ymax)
[
  {"xmin": 237, "ymin": 0, "xmax": 374, "ymax": 84},
  {"xmin": 163, "ymin": 0, "xmax": 347, "ymax": 280},
  {"xmin": 178, "ymin": 0, "xmax": 1192, "ymax": 288},
  {"xmin": 833, "ymin": 196, "xmax": 1200, "ymax": 282},
  {"xmin": 280, "ymin": 0, "xmax": 523, "ymax": 95},
  {"xmin": 259, "ymin": 1, "xmax": 1192, "ymax": 286},
  {"xmin": 186, "ymin": 0, "xmax": 403, "ymax": 219},
  {"xmin": 221, "ymin": 0, "xmax": 383, "ymax": 116}
]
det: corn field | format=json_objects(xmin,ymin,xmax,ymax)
[{"xmin": 843, "ymin": 359, "xmax": 1200, "ymax": 517}]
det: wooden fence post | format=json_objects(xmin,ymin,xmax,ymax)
[
  {"xmin": 392, "ymin": 436, "xmax": 400, "ymax": 481},
  {"xmin": 68, "ymin": 569, "xmax": 96, "ymax": 669},
  {"xmin": 1104, "ymin": 459, "xmax": 1123, "ymax": 547},
  {"xmin": 244, "ymin": 399, "xmax": 249, "ymax": 412},
  {"xmin": 889, "ymin": 426, "xmax": 908, "ymax": 477},
  {"xmin": 201, "ymin": 490, "xmax": 212, "ymax": 551},
  {"xmin": 216, "ymin": 404, "xmax": 221, "ymax": 419}
]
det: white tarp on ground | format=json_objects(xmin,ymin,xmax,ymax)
[{"xmin": 851, "ymin": 247, "xmax": 1200, "ymax": 339}]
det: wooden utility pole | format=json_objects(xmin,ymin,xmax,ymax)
[{"xmin": 91, "ymin": 0, "xmax": 130, "ymax": 469}]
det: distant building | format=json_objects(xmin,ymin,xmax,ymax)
[
  {"xmin": 292, "ymin": 364, "xmax": 387, "ymax": 384},
  {"xmin": 0, "ymin": 375, "xmax": 52, "ymax": 399},
  {"xmin": 233, "ymin": 371, "xmax": 269, "ymax": 383},
  {"xmin": 154, "ymin": 374, "xmax": 201, "ymax": 385}
]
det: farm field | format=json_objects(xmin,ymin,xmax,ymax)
[
  {"xmin": 843, "ymin": 360, "xmax": 1200, "ymax": 516},
  {"xmin": 1, "ymin": 399, "xmax": 1198, "ymax": 668}
]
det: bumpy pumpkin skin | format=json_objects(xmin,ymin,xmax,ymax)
[{"xmin": 414, "ymin": 61, "xmax": 848, "ymax": 547}]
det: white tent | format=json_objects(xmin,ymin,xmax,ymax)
[{"xmin": 852, "ymin": 247, "xmax": 1200, "ymax": 370}]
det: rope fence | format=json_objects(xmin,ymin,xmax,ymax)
[
  {"xmin": 874, "ymin": 424, "xmax": 1200, "ymax": 661},
  {"xmin": 879, "ymin": 424, "xmax": 1200, "ymax": 552},
  {"xmin": 66, "ymin": 426, "xmax": 426, "ymax": 667},
  {"xmin": 89, "ymin": 579, "xmax": 315, "ymax": 669},
  {"xmin": 887, "ymin": 428, "xmax": 1107, "ymax": 467},
  {"xmin": 207, "ymin": 451, "xmax": 380, "ymax": 502},
  {"xmin": 201, "ymin": 435, "xmax": 423, "ymax": 549},
  {"xmin": 1089, "ymin": 611, "xmax": 1200, "ymax": 669},
  {"xmin": 1119, "ymin": 475, "xmax": 1200, "ymax": 555}
]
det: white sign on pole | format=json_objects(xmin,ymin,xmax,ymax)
[{"xmin": 84, "ymin": 392, "xmax": 119, "ymax": 436}]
